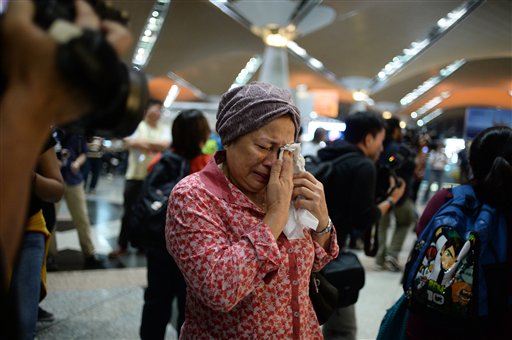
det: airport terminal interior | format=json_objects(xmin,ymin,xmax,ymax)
[{"xmin": 2, "ymin": 0, "xmax": 511, "ymax": 339}]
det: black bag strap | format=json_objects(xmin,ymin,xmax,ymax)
[
  {"xmin": 313, "ymin": 151, "xmax": 360, "ymax": 184},
  {"xmin": 363, "ymin": 223, "xmax": 379, "ymax": 257},
  {"xmin": 141, "ymin": 150, "xmax": 190, "ymax": 202}
]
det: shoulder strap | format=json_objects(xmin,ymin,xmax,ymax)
[{"xmin": 161, "ymin": 150, "xmax": 190, "ymax": 176}]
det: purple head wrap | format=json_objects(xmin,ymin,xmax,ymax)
[{"xmin": 216, "ymin": 82, "xmax": 301, "ymax": 145}]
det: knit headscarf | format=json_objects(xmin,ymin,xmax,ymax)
[{"xmin": 216, "ymin": 82, "xmax": 301, "ymax": 145}]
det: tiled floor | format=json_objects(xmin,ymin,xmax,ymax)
[{"xmin": 39, "ymin": 173, "xmax": 425, "ymax": 340}]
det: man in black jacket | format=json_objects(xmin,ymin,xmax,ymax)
[{"xmin": 318, "ymin": 111, "xmax": 405, "ymax": 340}]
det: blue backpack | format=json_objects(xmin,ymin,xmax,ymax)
[{"xmin": 403, "ymin": 185, "xmax": 508, "ymax": 320}]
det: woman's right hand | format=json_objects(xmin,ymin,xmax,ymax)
[{"xmin": 264, "ymin": 150, "xmax": 294, "ymax": 239}]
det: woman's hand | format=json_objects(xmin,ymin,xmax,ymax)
[
  {"xmin": 292, "ymin": 171, "xmax": 329, "ymax": 229},
  {"xmin": 75, "ymin": 1, "xmax": 133, "ymax": 56},
  {"xmin": 263, "ymin": 150, "xmax": 294, "ymax": 239}
]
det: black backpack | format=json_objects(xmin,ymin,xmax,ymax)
[
  {"xmin": 304, "ymin": 153, "xmax": 356, "ymax": 187},
  {"xmin": 127, "ymin": 150, "xmax": 189, "ymax": 248}
]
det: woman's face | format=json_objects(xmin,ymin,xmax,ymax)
[{"xmin": 224, "ymin": 116, "xmax": 296, "ymax": 197}]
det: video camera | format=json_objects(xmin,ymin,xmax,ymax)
[
  {"xmin": 1, "ymin": 0, "xmax": 149, "ymax": 137},
  {"xmin": 380, "ymin": 153, "xmax": 404, "ymax": 196},
  {"xmin": 376, "ymin": 145, "xmax": 415, "ymax": 202}
]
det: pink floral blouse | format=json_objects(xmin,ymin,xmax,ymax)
[{"xmin": 166, "ymin": 153, "xmax": 339, "ymax": 339}]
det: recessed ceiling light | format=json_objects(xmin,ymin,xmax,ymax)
[{"xmin": 352, "ymin": 90, "xmax": 368, "ymax": 102}]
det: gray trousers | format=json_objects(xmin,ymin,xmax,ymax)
[
  {"xmin": 376, "ymin": 198, "xmax": 415, "ymax": 266},
  {"xmin": 322, "ymin": 304, "xmax": 357, "ymax": 340}
]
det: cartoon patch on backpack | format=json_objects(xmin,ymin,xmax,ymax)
[{"xmin": 411, "ymin": 226, "xmax": 477, "ymax": 318}]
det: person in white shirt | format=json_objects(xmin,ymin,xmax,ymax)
[
  {"xmin": 422, "ymin": 143, "xmax": 448, "ymax": 203},
  {"xmin": 109, "ymin": 99, "xmax": 171, "ymax": 258}
]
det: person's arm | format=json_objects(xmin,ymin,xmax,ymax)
[
  {"xmin": 146, "ymin": 139, "xmax": 170, "ymax": 152},
  {"xmin": 65, "ymin": 136, "xmax": 87, "ymax": 174},
  {"xmin": 124, "ymin": 124, "xmax": 171, "ymax": 153},
  {"xmin": 70, "ymin": 152, "xmax": 87, "ymax": 175},
  {"xmin": 0, "ymin": 0, "xmax": 132, "ymax": 278},
  {"xmin": 311, "ymin": 221, "xmax": 333, "ymax": 250},
  {"xmin": 377, "ymin": 175, "xmax": 406, "ymax": 216},
  {"xmin": 124, "ymin": 138, "xmax": 170, "ymax": 153},
  {"xmin": 33, "ymin": 147, "xmax": 64, "ymax": 203}
]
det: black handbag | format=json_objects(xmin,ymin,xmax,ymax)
[
  {"xmin": 309, "ymin": 271, "xmax": 339, "ymax": 325},
  {"xmin": 323, "ymin": 250, "xmax": 365, "ymax": 307},
  {"xmin": 309, "ymin": 251, "xmax": 366, "ymax": 324},
  {"xmin": 127, "ymin": 150, "xmax": 189, "ymax": 248}
]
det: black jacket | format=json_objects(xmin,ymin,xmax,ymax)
[{"xmin": 317, "ymin": 140, "xmax": 381, "ymax": 246}]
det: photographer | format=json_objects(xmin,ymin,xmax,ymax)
[
  {"xmin": 0, "ymin": 0, "xmax": 132, "ymax": 303},
  {"xmin": 375, "ymin": 117, "xmax": 416, "ymax": 272},
  {"xmin": 318, "ymin": 112, "xmax": 405, "ymax": 340}
]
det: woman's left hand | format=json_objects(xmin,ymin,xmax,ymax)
[{"xmin": 292, "ymin": 171, "xmax": 329, "ymax": 228}]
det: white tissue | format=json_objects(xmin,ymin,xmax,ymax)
[{"xmin": 279, "ymin": 143, "xmax": 319, "ymax": 239}]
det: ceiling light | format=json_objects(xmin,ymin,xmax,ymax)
[
  {"xmin": 308, "ymin": 57, "xmax": 324, "ymax": 69},
  {"xmin": 417, "ymin": 120, "xmax": 424, "ymax": 127},
  {"xmin": 411, "ymin": 112, "xmax": 418, "ymax": 119},
  {"xmin": 264, "ymin": 33, "xmax": 289, "ymax": 47},
  {"xmin": 421, "ymin": 108, "xmax": 444, "ymax": 125},
  {"xmin": 399, "ymin": 121, "xmax": 407, "ymax": 129},
  {"xmin": 262, "ymin": 26, "xmax": 295, "ymax": 47},
  {"xmin": 163, "ymin": 84, "xmax": 180, "ymax": 108},
  {"xmin": 352, "ymin": 90, "xmax": 368, "ymax": 102},
  {"xmin": 382, "ymin": 111, "xmax": 392, "ymax": 119},
  {"xmin": 287, "ymin": 41, "xmax": 307, "ymax": 57},
  {"xmin": 400, "ymin": 59, "xmax": 464, "ymax": 106},
  {"xmin": 369, "ymin": 0, "xmax": 483, "ymax": 93},
  {"xmin": 412, "ymin": 92, "xmax": 451, "ymax": 120},
  {"xmin": 230, "ymin": 54, "xmax": 263, "ymax": 89},
  {"xmin": 167, "ymin": 72, "xmax": 209, "ymax": 101},
  {"xmin": 132, "ymin": 1, "xmax": 172, "ymax": 68}
]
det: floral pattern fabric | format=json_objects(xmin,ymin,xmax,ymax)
[{"xmin": 166, "ymin": 155, "xmax": 339, "ymax": 339}]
